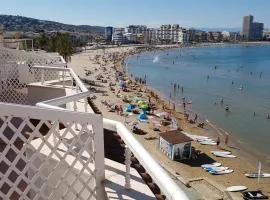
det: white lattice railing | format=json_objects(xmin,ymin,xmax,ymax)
[
  {"xmin": 0, "ymin": 47, "xmax": 189, "ymax": 200},
  {"xmin": 0, "ymin": 47, "xmax": 66, "ymax": 105},
  {"xmin": 0, "ymin": 103, "xmax": 104, "ymax": 200}
]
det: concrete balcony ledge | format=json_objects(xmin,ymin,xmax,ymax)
[{"xmin": 105, "ymin": 159, "xmax": 155, "ymax": 200}]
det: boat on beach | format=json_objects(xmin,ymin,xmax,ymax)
[
  {"xmin": 201, "ymin": 162, "xmax": 221, "ymax": 168},
  {"xmin": 204, "ymin": 166, "xmax": 229, "ymax": 172},
  {"xmin": 245, "ymin": 173, "xmax": 270, "ymax": 178},
  {"xmin": 211, "ymin": 150, "xmax": 231, "ymax": 155},
  {"xmin": 209, "ymin": 169, "xmax": 233, "ymax": 175},
  {"xmin": 226, "ymin": 185, "xmax": 247, "ymax": 192},
  {"xmin": 242, "ymin": 190, "xmax": 269, "ymax": 200},
  {"xmin": 213, "ymin": 152, "xmax": 237, "ymax": 158}
]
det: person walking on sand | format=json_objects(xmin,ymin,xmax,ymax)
[
  {"xmin": 194, "ymin": 113, "xmax": 198, "ymax": 123},
  {"xmin": 216, "ymin": 136, "xmax": 220, "ymax": 149},
  {"xmin": 225, "ymin": 134, "xmax": 229, "ymax": 146}
]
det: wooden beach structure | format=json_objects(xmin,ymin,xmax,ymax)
[{"xmin": 159, "ymin": 130, "xmax": 193, "ymax": 160}]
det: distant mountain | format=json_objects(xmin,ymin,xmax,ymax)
[
  {"xmin": 194, "ymin": 27, "xmax": 241, "ymax": 32},
  {"xmin": 0, "ymin": 15, "xmax": 105, "ymax": 34}
]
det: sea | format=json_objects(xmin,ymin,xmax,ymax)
[{"xmin": 126, "ymin": 44, "xmax": 270, "ymax": 161}]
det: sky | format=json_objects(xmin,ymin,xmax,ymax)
[{"xmin": 0, "ymin": 0, "xmax": 269, "ymax": 28}]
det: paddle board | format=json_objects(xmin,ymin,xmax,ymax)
[
  {"xmin": 201, "ymin": 162, "xmax": 221, "ymax": 168},
  {"xmin": 213, "ymin": 152, "xmax": 236, "ymax": 158},
  {"xmin": 245, "ymin": 173, "xmax": 270, "ymax": 178},
  {"xmin": 209, "ymin": 169, "xmax": 234, "ymax": 175},
  {"xmin": 204, "ymin": 166, "xmax": 229, "ymax": 172},
  {"xmin": 211, "ymin": 151, "xmax": 231, "ymax": 155},
  {"xmin": 199, "ymin": 141, "xmax": 217, "ymax": 145},
  {"xmin": 227, "ymin": 186, "xmax": 247, "ymax": 192}
]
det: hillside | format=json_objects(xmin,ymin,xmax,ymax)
[{"xmin": 0, "ymin": 15, "xmax": 105, "ymax": 34}]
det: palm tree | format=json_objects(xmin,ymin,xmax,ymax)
[{"xmin": 55, "ymin": 33, "xmax": 73, "ymax": 62}]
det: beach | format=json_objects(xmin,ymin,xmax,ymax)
[{"xmin": 68, "ymin": 45, "xmax": 270, "ymax": 199}]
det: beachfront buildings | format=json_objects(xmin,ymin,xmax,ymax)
[
  {"xmin": 242, "ymin": 15, "xmax": 264, "ymax": 40},
  {"xmin": 108, "ymin": 24, "xmax": 242, "ymax": 45}
]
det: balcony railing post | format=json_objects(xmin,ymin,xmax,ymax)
[
  {"xmin": 76, "ymin": 84, "xmax": 79, "ymax": 93},
  {"xmin": 54, "ymin": 121, "xmax": 59, "ymax": 146},
  {"xmin": 62, "ymin": 71, "xmax": 65, "ymax": 87},
  {"xmin": 71, "ymin": 78, "xmax": 74, "ymax": 89},
  {"xmin": 58, "ymin": 71, "xmax": 61, "ymax": 82},
  {"xmin": 124, "ymin": 145, "xmax": 131, "ymax": 189},
  {"xmin": 41, "ymin": 69, "xmax": 44, "ymax": 85},
  {"xmin": 84, "ymin": 98, "xmax": 88, "ymax": 112},
  {"xmin": 92, "ymin": 116, "xmax": 105, "ymax": 199},
  {"xmin": 73, "ymin": 101, "xmax": 79, "ymax": 130}
]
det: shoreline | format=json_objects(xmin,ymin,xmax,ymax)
[
  {"xmin": 69, "ymin": 44, "xmax": 270, "ymax": 198},
  {"xmin": 124, "ymin": 45, "xmax": 270, "ymax": 169}
]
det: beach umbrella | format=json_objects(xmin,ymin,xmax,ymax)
[
  {"xmin": 139, "ymin": 103, "xmax": 149, "ymax": 110},
  {"xmin": 138, "ymin": 112, "xmax": 148, "ymax": 120},
  {"xmin": 126, "ymin": 104, "xmax": 136, "ymax": 112}
]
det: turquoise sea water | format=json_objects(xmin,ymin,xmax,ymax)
[{"xmin": 127, "ymin": 44, "xmax": 270, "ymax": 157}]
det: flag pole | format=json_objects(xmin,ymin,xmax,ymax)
[{"xmin": 258, "ymin": 161, "xmax": 261, "ymax": 185}]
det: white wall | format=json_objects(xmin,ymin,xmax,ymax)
[{"xmin": 28, "ymin": 84, "xmax": 66, "ymax": 106}]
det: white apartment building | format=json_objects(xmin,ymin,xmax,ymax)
[
  {"xmin": 112, "ymin": 28, "xmax": 125, "ymax": 44},
  {"xmin": 123, "ymin": 32, "xmax": 136, "ymax": 43},
  {"xmin": 155, "ymin": 24, "xmax": 189, "ymax": 44},
  {"xmin": 178, "ymin": 29, "xmax": 189, "ymax": 44},
  {"xmin": 126, "ymin": 25, "xmax": 147, "ymax": 35}
]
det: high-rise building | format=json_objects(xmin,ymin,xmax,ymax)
[
  {"xmin": 242, "ymin": 15, "xmax": 253, "ymax": 40},
  {"xmin": 252, "ymin": 22, "xmax": 264, "ymax": 40},
  {"xmin": 105, "ymin": 27, "xmax": 113, "ymax": 42},
  {"xmin": 242, "ymin": 15, "xmax": 264, "ymax": 40}
]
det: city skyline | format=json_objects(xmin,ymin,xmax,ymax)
[{"xmin": 0, "ymin": 0, "xmax": 269, "ymax": 28}]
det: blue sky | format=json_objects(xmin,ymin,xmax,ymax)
[{"xmin": 0, "ymin": 0, "xmax": 269, "ymax": 28}]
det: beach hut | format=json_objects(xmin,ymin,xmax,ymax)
[{"xmin": 159, "ymin": 130, "xmax": 193, "ymax": 160}]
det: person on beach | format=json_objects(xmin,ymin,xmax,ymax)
[
  {"xmin": 225, "ymin": 134, "xmax": 229, "ymax": 146},
  {"xmin": 216, "ymin": 136, "xmax": 220, "ymax": 149},
  {"xmin": 194, "ymin": 113, "xmax": 198, "ymax": 123},
  {"xmin": 220, "ymin": 97, "xmax": 224, "ymax": 105},
  {"xmin": 119, "ymin": 105, "xmax": 123, "ymax": 116}
]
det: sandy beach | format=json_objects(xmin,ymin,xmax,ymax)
[{"xmin": 68, "ymin": 45, "xmax": 270, "ymax": 199}]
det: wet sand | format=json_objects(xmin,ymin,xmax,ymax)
[{"xmin": 68, "ymin": 45, "xmax": 270, "ymax": 198}]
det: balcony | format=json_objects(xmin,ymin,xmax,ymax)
[{"xmin": 0, "ymin": 47, "xmax": 190, "ymax": 200}]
